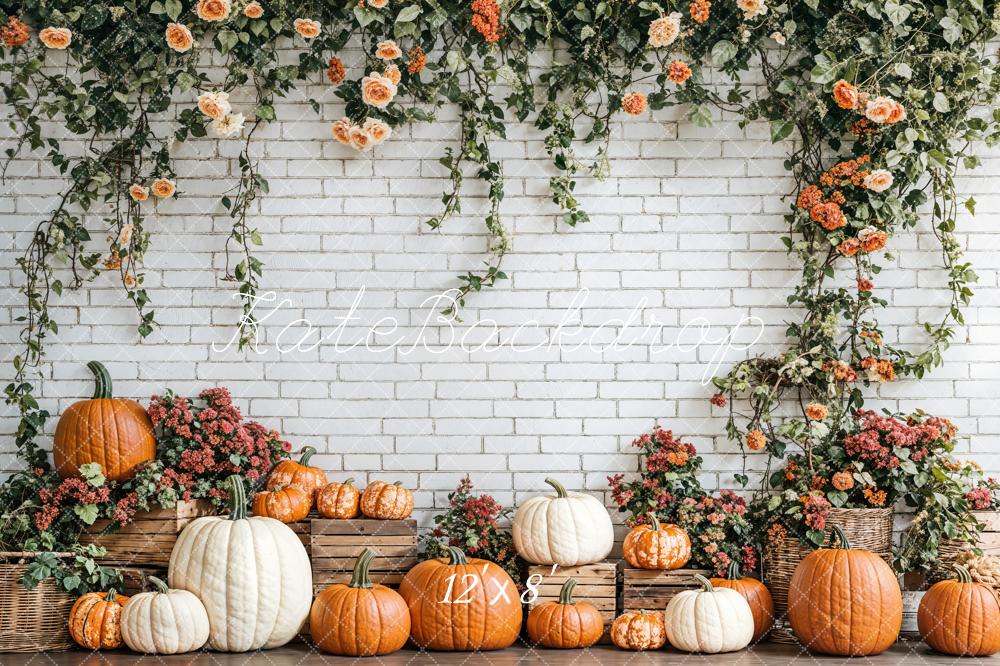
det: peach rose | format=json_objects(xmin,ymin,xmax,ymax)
[
  {"xmin": 151, "ymin": 178, "xmax": 176, "ymax": 198},
  {"xmin": 862, "ymin": 169, "xmax": 893, "ymax": 193},
  {"xmin": 165, "ymin": 23, "xmax": 194, "ymax": 52},
  {"xmin": 39, "ymin": 27, "xmax": 71, "ymax": 49},
  {"xmin": 384, "ymin": 64, "xmax": 401, "ymax": 85},
  {"xmin": 361, "ymin": 71, "xmax": 397, "ymax": 109},
  {"xmin": 667, "ymin": 60, "xmax": 692, "ymax": 85},
  {"xmin": 196, "ymin": 0, "xmax": 231, "ymax": 21},
  {"xmin": 129, "ymin": 184, "xmax": 149, "ymax": 202},
  {"xmin": 832, "ymin": 80, "xmax": 858, "ymax": 110},
  {"xmin": 243, "ymin": 1, "xmax": 264, "ymax": 18},
  {"xmin": 348, "ymin": 125, "xmax": 374, "ymax": 152},
  {"xmin": 736, "ymin": 0, "xmax": 767, "ymax": 18},
  {"xmin": 858, "ymin": 227, "xmax": 888, "ymax": 253},
  {"xmin": 805, "ymin": 403, "xmax": 828, "ymax": 421},
  {"xmin": 647, "ymin": 13, "xmax": 681, "ymax": 48},
  {"xmin": 363, "ymin": 117, "xmax": 391, "ymax": 144},
  {"xmin": 375, "ymin": 39, "xmax": 402, "ymax": 60},
  {"xmin": 621, "ymin": 92, "xmax": 647, "ymax": 115},
  {"xmin": 294, "ymin": 18, "xmax": 321, "ymax": 39},
  {"xmin": 745, "ymin": 429, "xmax": 766, "ymax": 451},
  {"xmin": 368, "ymin": 0, "xmax": 388, "ymax": 6},
  {"xmin": 117, "ymin": 223, "xmax": 135, "ymax": 247},
  {"xmin": 331, "ymin": 118, "xmax": 353, "ymax": 145},
  {"xmin": 197, "ymin": 91, "xmax": 232, "ymax": 120},
  {"xmin": 886, "ymin": 100, "xmax": 906, "ymax": 124},
  {"xmin": 865, "ymin": 96, "xmax": 896, "ymax": 124}
]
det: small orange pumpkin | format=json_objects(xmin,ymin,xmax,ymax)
[
  {"xmin": 610, "ymin": 609, "xmax": 666, "ymax": 651},
  {"xmin": 918, "ymin": 565, "xmax": 1000, "ymax": 656},
  {"xmin": 252, "ymin": 485, "xmax": 311, "ymax": 523},
  {"xmin": 709, "ymin": 560, "xmax": 774, "ymax": 643},
  {"xmin": 266, "ymin": 446, "xmax": 328, "ymax": 501},
  {"xmin": 527, "ymin": 578, "xmax": 605, "ymax": 648},
  {"xmin": 310, "ymin": 549, "xmax": 410, "ymax": 656},
  {"xmin": 622, "ymin": 513, "xmax": 691, "ymax": 570},
  {"xmin": 360, "ymin": 480, "xmax": 414, "ymax": 520},
  {"xmin": 68, "ymin": 589, "xmax": 129, "ymax": 650},
  {"xmin": 316, "ymin": 478, "xmax": 361, "ymax": 519}
]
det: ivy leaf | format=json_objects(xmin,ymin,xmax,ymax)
[
  {"xmin": 79, "ymin": 462, "xmax": 105, "ymax": 487},
  {"xmin": 353, "ymin": 6, "xmax": 379, "ymax": 27},
  {"xmin": 711, "ymin": 40, "xmax": 737, "ymax": 66},
  {"xmin": 894, "ymin": 62, "xmax": 912, "ymax": 79},
  {"xmin": 74, "ymin": 504, "xmax": 100, "ymax": 525},
  {"xmin": 965, "ymin": 197, "xmax": 976, "ymax": 215},
  {"xmin": 809, "ymin": 57, "xmax": 838, "ymax": 84},
  {"xmin": 770, "ymin": 119, "xmax": 795, "ymax": 143},
  {"xmin": 616, "ymin": 29, "xmax": 640, "ymax": 53},
  {"xmin": 883, "ymin": 0, "xmax": 910, "ymax": 25},
  {"xmin": 933, "ymin": 92, "xmax": 951, "ymax": 112},
  {"xmin": 396, "ymin": 5, "xmax": 421, "ymax": 23},
  {"xmin": 165, "ymin": 0, "xmax": 182, "ymax": 21},
  {"xmin": 940, "ymin": 16, "xmax": 962, "ymax": 44},
  {"xmin": 688, "ymin": 104, "xmax": 713, "ymax": 127}
]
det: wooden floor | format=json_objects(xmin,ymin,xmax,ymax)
[{"xmin": 2, "ymin": 641, "xmax": 995, "ymax": 665}]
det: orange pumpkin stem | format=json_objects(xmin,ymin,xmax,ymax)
[
  {"xmin": 350, "ymin": 549, "xmax": 377, "ymax": 589},
  {"xmin": 694, "ymin": 574, "xmax": 715, "ymax": 592},
  {"xmin": 954, "ymin": 565, "xmax": 973, "ymax": 583},
  {"xmin": 148, "ymin": 575, "xmax": 170, "ymax": 594},
  {"xmin": 228, "ymin": 474, "xmax": 248, "ymax": 521},
  {"xmin": 558, "ymin": 578, "xmax": 578, "ymax": 604},
  {"xmin": 726, "ymin": 560, "xmax": 742, "ymax": 580},
  {"xmin": 446, "ymin": 546, "xmax": 468, "ymax": 565},
  {"xmin": 87, "ymin": 361, "xmax": 113, "ymax": 399},
  {"xmin": 298, "ymin": 445, "xmax": 317, "ymax": 466},
  {"xmin": 545, "ymin": 477, "xmax": 568, "ymax": 498}
]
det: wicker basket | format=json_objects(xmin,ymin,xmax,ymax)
[
  {"xmin": 0, "ymin": 552, "xmax": 75, "ymax": 652},
  {"xmin": 763, "ymin": 507, "xmax": 894, "ymax": 643},
  {"xmin": 930, "ymin": 511, "xmax": 1000, "ymax": 584}
]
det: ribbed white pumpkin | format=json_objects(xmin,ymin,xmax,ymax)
[
  {"xmin": 121, "ymin": 576, "xmax": 210, "ymax": 654},
  {"xmin": 512, "ymin": 477, "xmax": 614, "ymax": 566},
  {"xmin": 168, "ymin": 475, "xmax": 312, "ymax": 652},
  {"xmin": 665, "ymin": 575, "xmax": 755, "ymax": 653}
]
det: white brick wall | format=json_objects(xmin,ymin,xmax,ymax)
[{"xmin": 3, "ymin": 53, "xmax": 1000, "ymax": 526}]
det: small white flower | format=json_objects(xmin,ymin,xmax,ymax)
[
  {"xmin": 210, "ymin": 112, "xmax": 245, "ymax": 138},
  {"xmin": 770, "ymin": 31, "xmax": 786, "ymax": 45},
  {"xmin": 736, "ymin": 0, "xmax": 768, "ymax": 19}
]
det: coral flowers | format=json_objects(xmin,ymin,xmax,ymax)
[
  {"xmin": 2, "ymin": 16, "xmax": 30, "ymax": 48},
  {"xmin": 622, "ymin": 92, "xmax": 648, "ymax": 115},
  {"xmin": 668, "ymin": 61, "xmax": 692, "ymax": 85},
  {"xmin": 472, "ymin": 0, "xmax": 502, "ymax": 42}
]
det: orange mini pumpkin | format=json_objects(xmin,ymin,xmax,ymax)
[
  {"xmin": 311, "ymin": 549, "xmax": 410, "ymax": 656},
  {"xmin": 399, "ymin": 546, "xmax": 521, "ymax": 651},
  {"xmin": 316, "ymin": 478, "xmax": 361, "ymax": 519},
  {"xmin": 361, "ymin": 480, "xmax": 414, "ymax": 520},
  {"xmin": 69, "ymin": 589, "xmax": 129, "ymax": 650},
  {"xmin": 918, "ymin": 565, "xmax": 1000, "ymax": 656},
  {"xmin": 527, "ymin": 578, "xmax": 605, "ymax": 648},
  {"xmin": 252, "ymin": 485, "xmax": 311, "ymax": 523},
  {"xmin": 709, "ymin": 560, "xmax": 774, "ymax": 643},
  {"xmin": 622, "ymin": 513, "xmax": 691, "ymax": 570},
  {"xmin": 266, "ymin": 446, "xmax": 328, "ymax": 501},
  {"xmin": 53, "ymin": 361, "xmax": 155, "ymax": 481},
  {"xmin": 787, "ymin": 525, "xmax": 902, "ymax": 656},
  {"xmin": 610, "ymin": 609, "xmax": 666, "ymax": 651}
]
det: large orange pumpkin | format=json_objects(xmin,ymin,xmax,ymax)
[
  {"xmin": 310, "ymin": 549, "xmax": 410, "ymax": 656},
  {"xmin": 918, "ymin": 565, "xmax": 1000, "ymax": 656},
  {"xmin": 787, "ymin": 525, "xmax": 902, "ymax": 656},
  {"xmin": 526, "ymin": 578, "xmax": 605, "ymax": 648},
  {"xmin": 610, "ymin": 609, "xmax": 666, "ymax": 651},
  {"xmin": 68, "ymin": 589, "xmax": 129, "ymax": 650},
  {"xmin": 622, "ymin": 514, "xmax": 691, "ymax": 569},
  {"xmin": 316, "ymin": 478, "xmax": 361, "ymax": 519},
  {"xmin": 361, "ymin": 480, "xmax": 414, "ymax": 520},
  {"xmin": 53, "ymin": 361, "xmax": 155, "ymax": 481},
  {"xmin": 266, "ymin": 445, "xmax": 328, "ymax": 501},
  {"xmin": 399, "ymin": 546, "xmax": 521, "ymax": 651},
  {"xmin": 252, "ymin": 485, "xmax": 311, "ymax": 523},
  {"xmin": 709, "ymin": 560, "xmax": 774, "ymax": 643}
]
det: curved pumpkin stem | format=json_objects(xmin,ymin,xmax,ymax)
[
  {"xmin": 559, "ymin": 578, "xmax": 578, "ymax": 604},
  {"xmin": 392, "ymin": 481, "xmax": 403, "ymax": 487},
  {"xmin": 228, "ymin": 474, "xmax": 248, "ymax": 521},
  {"xmin": 350, "ymin": 549, "xmax": 377, "ymax": 589},
  {"xmin": 87, "ymin": 361, "xmax": 112, "ymax": 399},
  {"xmin": 446, "ymin": 546, "xmax": 468, "ymax": 565},
  {"xmin": 954, "ymin": 565, "xmax": 973, "ymax": 583},
  {"xmin": 545, "ymin": 477, "xmax": 568, "ymax": 498},
  {"xmin": 148, "ymin": 575, "xmax": 170, "ymax": 594},
  {"xmin": 298, "ymin": 446, "xmax": 317, "ymax": 466},
  {"xmin": 342, "ymin": 477, "xmax": 355, "ymax": 486},
  {"xmin": 726, "ymin": 560, "xmax": 742, "ymax": 581},
  {"xmin": 830, "ymin": 524, "xmax": 851, "ymax": 550},
  {"xmin": 105, "ymin": 589, "xmax": 118, "ymax": 603},
  {"xmin": 647, "ymin": 512, "xmax": 660, "ymax": 531},
  {"xmin": 694, "ymin": 574, "xmax": 715, "ymax": 592}
]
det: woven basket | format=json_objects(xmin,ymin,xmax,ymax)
[
  {"xmin": 763, "ymin": 508, "xmax": 894, "ymax": 643},
  {"xmin": 0, "ymin": 552, "xmax": 75, "ymax": 652}
]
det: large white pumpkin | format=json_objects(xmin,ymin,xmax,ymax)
[
  {"xmin": 168, "ymin": 475, "xmax": 312, "ymax": 652},
  {"xmin": 512, "ymin": 477, "xmax": 614, "ymax": 566},
  {"xmin": 665, "ymin": 574, "xmax": 754, "ymax": 653},
  {"xmin": 121, "ymin": 576, "xmax": 210, "ymax": 654}
]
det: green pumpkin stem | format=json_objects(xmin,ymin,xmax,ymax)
[
  {"xmin": 392, "ymin": 481, "xmax": 403, "ymax": 487},
  {"xmin": 726, "ymin": 560, "xmax": 743, "ymax": 580},
  {"xmin": 648, "ymin": 512, "xmax": 659, "ymax": 531},
  {"xmin": 954, "ymin": 565, "xmax": 973, "ymax": 583},
  {"xmin": 228, "ymin": 474, "xmax": 248, "ymax": 521},
  {"xmin": 87, "ymin": 361, "xmax": 112, "ymax": 399},
  {"xmin": 559, "ymin": 578, "xmax": 578, "ymax": 604},
  {"xmin": 545, "ymin": 477, "xmax": 568, "ymax": 498},
  {"xmin": 342, "ymin": 477, "xmax": 355, "ymax": 486},
  {"xmin": 446, "ymin": 546, "xmax": 468, "ymax": 565},
  {"xmin": 350, "ymin": 549, "xmax": 376, "ymax": 589},
  {"xmin": 830, "ymin": 524, "xmax": 851, "ymax": 550},
  {"xmin": 148, "ymin": 575, "xmax": 170, "ymax": 594},
  {"xmin": 105, "ymin": 589, "xmax": 117, "ymax": 603},
  {"xmin": 298, "ymin": 446, "xmax": 317, "ymax": 466},
  {"xmin": 694, "ymin": 574, "xmax": 715, "ymax": 592}
]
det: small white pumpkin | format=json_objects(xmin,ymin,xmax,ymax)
[
  {"xmin": 512, "ymin": 477, "xmax": 614, "ymax": 566},
  {"xmin": 121, "ymin": 575, "xmax": 210, "ymax": 654},
  {"xmin": 665, "ymin": 574, "xmax": 755, "ymax": 653},
  {"xmin": 168, "ymin": 475, "xmax": 312, "ymax": 652}
]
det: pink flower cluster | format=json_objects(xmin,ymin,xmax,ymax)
[
  {"xmin": 844, "ymin": 410, "xmax": 953, "ymax": 470},
  {"xmin": 36, "ymin": 477, "xmax": 114, "ymax": 531},
  {"xmin": 802, "ymin": 493, "xmax": 832, "ymax": 531}
]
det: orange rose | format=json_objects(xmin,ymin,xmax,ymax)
[
  {"xmin": 1, "ymin": 17, "xmax": 31, "ymax": 48},
  {"xmin": 809, "ymin": 201, "xmax": 846, "ymax": 231},
  {"xmin": 129, "ymin": 184, "xmax": 149, "ymax": 202},
  {"xmin": 837, "ymin": 238, "xmax": 860, "ymax": 257},
  {"xmin": 327, "ymin": 56, "xmax": 346, "ymax": 84},
  {"xmin": 360, "ymin": 71, "xmax": 397, "ymax": 109},
  {"xmin": 165, "ymin": 23, "xmax": 194, "ymax": 53},
  {"xmin": 621, "ymin": 92, "xmax": 647, "ymax": 116},
  {"xmin": 196, "ymin": 0, "xmax": 231, "ymax": 21},
  {"xmin": 363, "ymin": 118, "xmax": 391, "ymax": 144},
  {"xmin": 886, "ymin": 100, "xmax": 906, "ymax": 124},
  {"xmin": 384, "ymin": 64, "xmax": 401, "ymax": 85},
  {"xmin": 243, "ymin": 1, "xmax": 264, "ymax": 18},
  {"xmin": 667, "ymin": 60, "xmax": 692, "ymax": 85},
  {"xmin": 407, "ymin": 46, "xmax": 426, "ymax": 74},
  {"xmin": 831, "ymin": 471, "xmax": 853, "ymax": 492},
  {"xmin": 294, "ymin": 18, "xmax": 321, "ymax": 39},
  {"xmin": 368, "ymin": 0, "xmax": 388, "ymax": 6},
  {"xmin": 858, "ymin": 227, "xmax": 888, "ymax": 253},
  {"xmin": 805, "ymin": 403, "xmax": 828, "ymax": 421},
  {"xmin": 745, "ymin": 429, "xmax": 766, "ymax": 451},
  {"xmin": 151, "ymin": 178, "xmax": 176, "ymax": 198},
  {"xmin": 197, "ymin": 91, "xmax": 231, "ymax": 120},
  {"xmin": 375, "ymin": 39, "xmax": 402, "ymax": 60},
  {"xmin": 39, "ymin": 26, "xmax": 71, "ymax": 49},
  {"xmin": 832, "ymin": 80, "xmax": 858, "ymax": 110},
  {"xmin": 331, "ymin": 118, "xmax": 352, "ymax": 145},
  {"xmin": 348, "ymin": 125, "xmax": 374, "ymax": 152}
]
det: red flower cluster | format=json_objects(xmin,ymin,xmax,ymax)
[
  {"xmin": 801, "ymin": 493, "xmax": 831, "ymax": 531},
  {"xmin": 36, "ymin": 477, "xmax": 114, "ymax": 531},
  {"xmin": 471, "ymin": 0, "xmax": 501, "ymax": 42},
  {"xmin": 677, "ymin": 490, "xmax": 756, "ymax": 576}
]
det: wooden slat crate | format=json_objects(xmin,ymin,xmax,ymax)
[
  {"xmin": 974, "ymin": 511, "xmax": 1000, "ymax": 556},
  {"xmin": 80, "ymin": 500, "xmax": 216, "ymax": 566},
  {"xmin": 622, "ymin": 568, "xmax": 711, "ymax": 611},
  {"xmin": 310, "ymin": 519, "xmax": 418, "ymax": 592},
  {"xmin": 119, "ymin": 566, "xmax": 168, "ymax": 596},
  {"xmin": 287, "ymin": 513, "xmax": 315, "ymax": 557},
  {"xmin": 526, "ymin": 561, "xmax": 620, "ymax": 643}
]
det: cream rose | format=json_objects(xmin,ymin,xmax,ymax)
[
  {"xmin": 363, "ymin": 118, "xmax": 391, "ymax": 144},
  {"xmin": 196, "ymin": 0, "xmax": 231, "ymax": 21},
  {"xmin": 331, "ymin": 118, "xmax": 353, "ymax": 145},
  {"xmin": 348, "ymin": 125, "xmax": 374, "ymax": 152},
  {"xmin": 151, "ymin": 178, "xmax": 176, "ymax": 198},
  {"xmin": 211, "ymin": 112, "xmax": 245, "ymax": 137},
  {"xmin": 128, "ymin": 184, "xmax": 149, "ymax": 202},
  {"xmin": 384, "ymin": 64, "xmax": 401, "ymax": 85},
  {"xmin": 736, "ymin": 0, "xmax": 768, "ymax": 18},
  {"xmin": 117, "ymin": 223, "xmax": 135, "ymax": 247},
  {"xmin": 647, "ymin": 13, "xmax": 681, "ymax": 48},
  {"xmin": 375, "ymin": 39, "xmax": 402, "ymax": 60},
  {"xmin": 197, "ymin": 91, "xmax": 232, "ymax": 120},
  {"xmin": 243, "ymin": 1, "xmax": 264, "ymax": 18},
  {"xmin": 862, "ymin": 169, "xmax": 893, "ymax": 193},
  {"xmin": 361, "ymin": 72, "xmax": 397, "ymax": 109},
  {"xmin": 165, "ymin": 23, "xmax": 194, "ymax": 52},
  {"xmin": 865, "ymin": 96, "xmax": 896, "ymax": 124},
  {"xmin": 294, "ymin": 18, "xmax": 321, "ymax": 39},
  {"xmin": 39, "ymin": 27, "xmax": 72, "ymax": 49}
]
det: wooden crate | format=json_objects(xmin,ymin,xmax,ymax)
[
  {"xmin": 973, "ymin": 511, "xmax": 1000, "ymax": 556},
  {"xmin": 526, "ymin": 561, "xmax": 620, "ymax": 643},
  {"xmin": 119, "ymin": 566, "xmax": 168, "ymax": 596},
  {"xmin": 80, "ymin": 500, "xmax": 216, "ymax": 566},
  {"xmin": 310, "ymin": 519, "xmax": 418, "ymax": 592},
  {"xmin": 287, "ymin": 513, "xmax": 314, "ymax": 557},
  {"xmin": 622, "ymin": 568, "xmax": 711, "ymax": 611}
]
